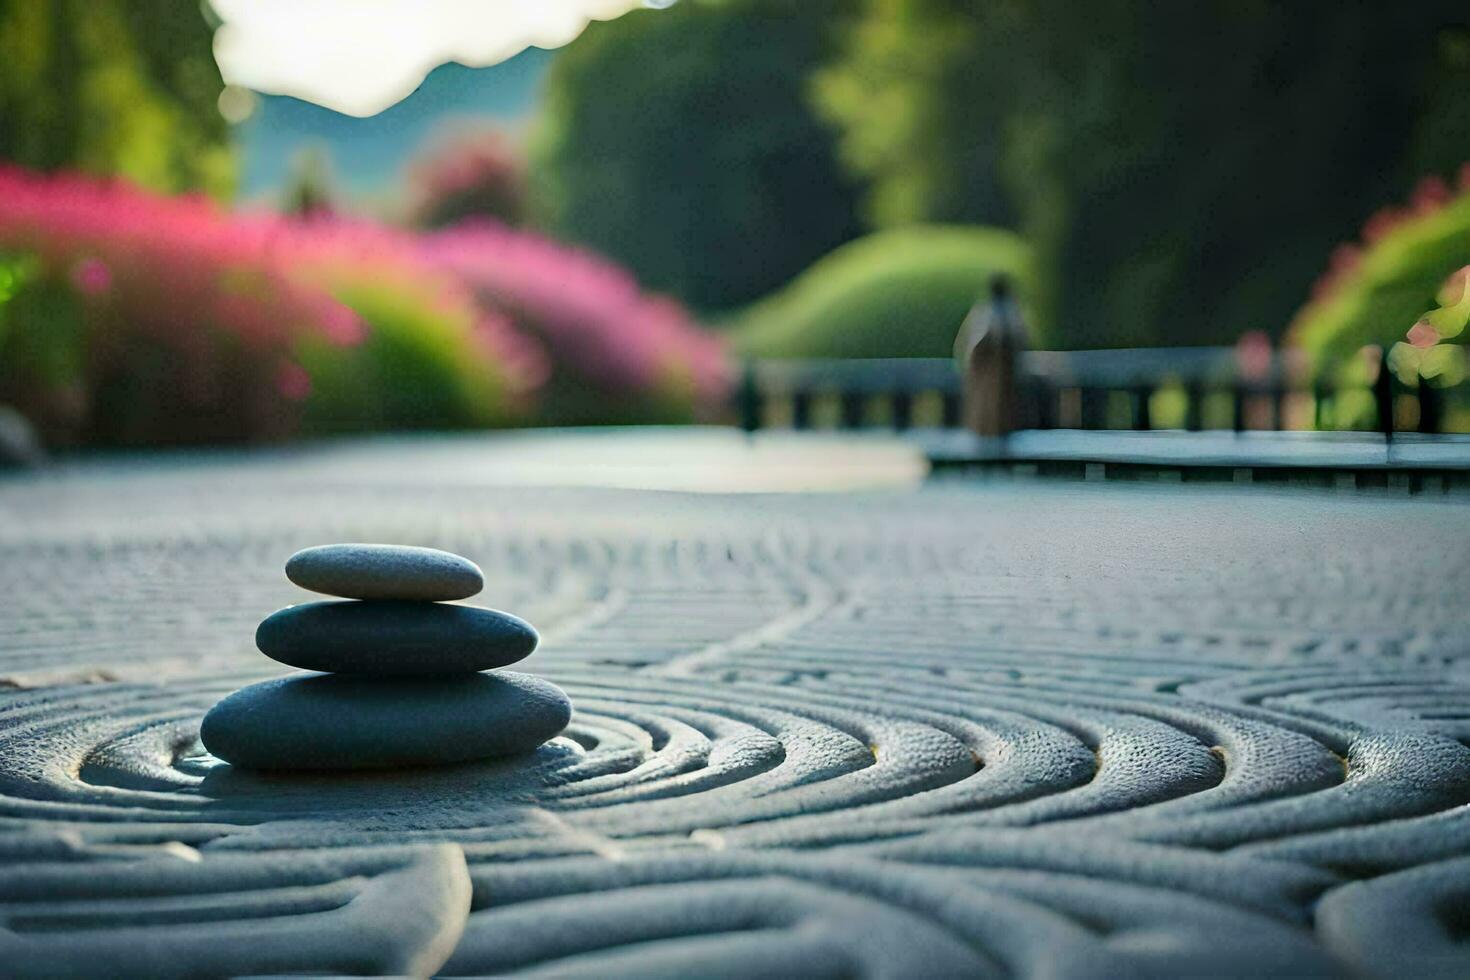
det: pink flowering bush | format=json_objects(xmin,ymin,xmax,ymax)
[
  {"xmin": 243, "ymin": 215, "xmax": 544, "ymax": 435},
  {"xmin": 1291, "ymin": 165, "xmax": 1470, "ymax": 373},
  {"xmin": 0, "ymin": 168, "xmax": 528, "ymax": 446},
  {"xmin": 0, "ymin": 167, "xmax": 729, "ymax": 448},
  {"xmin": 0, "ymin": 169, "xmax": 344, "ymax": 445},
  {"xmin": 406, "ymin": 130, "xmax": 528, "ymax": 229},
  {"xmin": 426, "ymin": 221, "xmax": 729, "ymax": 423},
  {"xmin": 1386, "ymin": 264, "xmax": 1470, "ymax": 390}
]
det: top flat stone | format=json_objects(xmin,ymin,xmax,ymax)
[{"xmin": 285, "ymin": 544, "xmax": 483, "ymax": 601}]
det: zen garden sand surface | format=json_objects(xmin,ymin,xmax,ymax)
[{"xmin": 0, "ymin": 433, "xmax": 1468, "ymax": 977}]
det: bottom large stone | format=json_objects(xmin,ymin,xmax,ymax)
[{"xmin": 200, "ymin": 671, "xmax": 572, "ymax": 770}]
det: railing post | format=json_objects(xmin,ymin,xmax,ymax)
[
  {"xmin": 941, "ymin": 391, "xmax": 962, "ymax": 429},
  {"xmin": 1231, "ymin": 385, "xmax": 1246, "ymax": 432},
  {"xmin": 792, "ymin": 390, "xmax": 812, "ymax": 431},
  {"xmin": 840, "ymin": 390, "xmax": 865, "ymax": 429},
  {"xmin": 1185, "ymin": 382, "xmax": 1204, "ymax": 432},
  {"xmin": 1131, "ymin": 386, "xmax": 1152, "ymax": 431},
  {"xmin": 1419, "ymin": 379, "xmax": 1442, "ymax": 434},
  {"xmin": 891, "ymin": 391, "xmax": 913, "ymax": 431},
  {"xmin": 1080, "ymin": 387, "xmax": 1106, "ymax": 430},
  {"xmin": 1034, "ymin": 379, "xmax": 1057, "ymax": 430},
  {"xmin": 738, "ymin": 360, "xmax": 760, "ymax": 434},
  {"xmin": 1372, "ymin": 347, "xmax": 1394, "ymax": 441}
]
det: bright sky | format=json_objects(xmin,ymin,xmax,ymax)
[{"xmin": 211, "ymin": 0, "xmax": 659, "ymax": 117}]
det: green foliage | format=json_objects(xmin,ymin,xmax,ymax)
[
  {"xmin": 1293, "ymin": 184, "xmax": 1470, "ymax": 376},
  {"xmin": 0, "ymin": 255, "xmax": 82, "ymax": 388},
  {"xmin": 731, "ymin": 225, "xmax": 1031, "ymax": 359},
  {"xmin": 817, "ymin": 0, "xmax": 1470, "ymax": 348},
  {"xmin": 813, "ymin": 0, "xmax": 1010, "ymax": 231},
  {"xmin": 0, "ymin": 261, "xmax": 293, "ymax": 446},
  {"xmin": 0, "ymin": 0, "xmax": 232, "ymax": 195},
  {"xmin": 0, "ymin": 165, "xmax": 529, "ymax": 448},
  {"xmin": 298, "ymin": 278, "xmax": 506, "ymax": 435},
  {"xmin": 532, "ymin": 0, "xmax": 863, "ymax": 313}
]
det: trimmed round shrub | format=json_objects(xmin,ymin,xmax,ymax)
[{"xmin": 731, "ymin": 225, "xmax": 1032, "ymax": 359}]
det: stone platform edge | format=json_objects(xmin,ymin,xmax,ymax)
[{"xmin": 921, "ymin": 430, "xmax": 1470, "ymax": 491}]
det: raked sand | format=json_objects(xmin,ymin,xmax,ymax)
[{"xmin": 1, "ymin": 430, "xmax": 1468, "ymax": 977}]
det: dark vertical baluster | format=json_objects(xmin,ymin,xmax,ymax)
[
  {"xmin": 840, "ymin": 390, "xmax": 865, "ymax": 429},
  {"xmin": 941, "ymin": 391, "xmax": 962, "ymax": 429},
  {"xmin": 1020, "ymin": 377, "xmax": 1038, "ymax": 429},
  {"xmin": 891, "ymin": 391, "xmax": 913, "ymax": 431},
  {"xmin": 1419, "ymin": 380, "xmax": 1442, "ymax": 434},
  {"xmin": 1036, "ymin": 379, "xmax": 1057, "ymax": 430},
  {"xmin": 738, "ymin": 361, "xmax": 760, "ymax": 433},
  {"xmin": 792, "ymin": 390, "xmax": 812, "ymax": 431},
  {"xmin": 1185, "ymin": 382, "xmax": 1204, "ymax": 432},
  {"xmin": 1231, "ymin": 384, "xmax": 1246, "ymax": 432},
  {"xmin": 1079, "ymin": 387, "xmax": 1106, "ymax": 430},
  {"xmin": 1132, "ymin": 386, "xmax": 1152, "ymax": 430},
  {"xmin": 1271, "ymin": 384, "xmax": 1286, "ymax": 430}
]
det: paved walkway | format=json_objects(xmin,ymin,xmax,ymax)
[{"xmin": 1, "ymin": 430, "xmax": 1468, "ymax": 977}]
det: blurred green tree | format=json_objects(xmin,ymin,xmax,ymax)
[
  {"xmin": 0, "ymin": 0, "xmax": 233, "ymax": 195},
  {"xmin": 532, "ymin": 0, "xmax": 863, "ymax": 313},
  {"xmin": 818, "ymin": 0, "xmax": 1470, "ymax": 348}
]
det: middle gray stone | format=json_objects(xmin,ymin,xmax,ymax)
[{"xmin": 256, "ymin": 600, "xmax": 539, "ymax": 674}]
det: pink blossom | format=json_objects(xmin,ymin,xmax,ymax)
[
  {"xmin": 1234, "ymin": 330, "xmax": 1273, "ymax": 378},
  {"xmin": 321, "ymin": 303, "xmax": 366, "ymax": 347},
  {"xmin": 1296, "ymin": 166, "xmax": 1470, "ymax": 327},
  {"xmin": 0, "ymin": 165, "xmax": 727, "ymax": 428},
  {"xmin": 1439, "ymin": 265, "xmax": 1470, "ymax": 307},
  {"xmin": 408, "ymin": 131, "xmax": 524, "ymax": 206},
  {"xmin": 1407, "ymin": 319, "xmax": 1440, "ymax": 349},
  {"xmin": 275, "ymin": 361, "xmax": 312, "ymax": 401},
  {"xmin": 70, "ymin": 257, "xmax": 112, "ymax": 295},
  {"xmin": 423, "ymin": 221, "xmax": 730, "ymax": 407},
  {"xmin": 1361, "ymin": 206, "xmax": 1407, "ymax": 244},
  {"xmin": 1410, "ymin": 175, "xmax": 1451, "ymax": 215}
]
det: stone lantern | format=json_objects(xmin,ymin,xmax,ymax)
[{"xmin": 954, "ymin": 275, "xmax": 1027, "ymax": 437}]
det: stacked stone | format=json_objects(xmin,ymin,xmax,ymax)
[{"xmin": 201, "ymin": 544, "xmax": 572, "ymax": 770}]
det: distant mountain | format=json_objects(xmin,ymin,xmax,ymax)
[{"xmin": 235, "ymin": 49, "xmax": 552, "ymax": 201}]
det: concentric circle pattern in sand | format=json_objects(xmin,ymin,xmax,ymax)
[{"xmin": 2, "ymin": 460, "xmax": 1469, "ymax": 977}]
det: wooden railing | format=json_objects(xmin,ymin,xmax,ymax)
[{"xmin": 736, "ymin": 348, "xmax": 1451, "ymax": 437}]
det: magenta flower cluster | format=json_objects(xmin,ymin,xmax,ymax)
[
  {"xmin": 0, "ymin": 167, "xmax": 729, "ymax": 445},
  {"xmin": 0, "ymin": 166, "xmax": 362, "ymax": 358},
  {"xmin": 426, "ymin": 220, "xmax": 730, "ymax": 405},
  {"xmin": 406, "ymin": 130, "xmax": 528, "ymax": 227}
]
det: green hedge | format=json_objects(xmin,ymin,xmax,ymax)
[{"xmin": 730, "ymin": 225, "xmax": 1032, "ymax": 360}]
